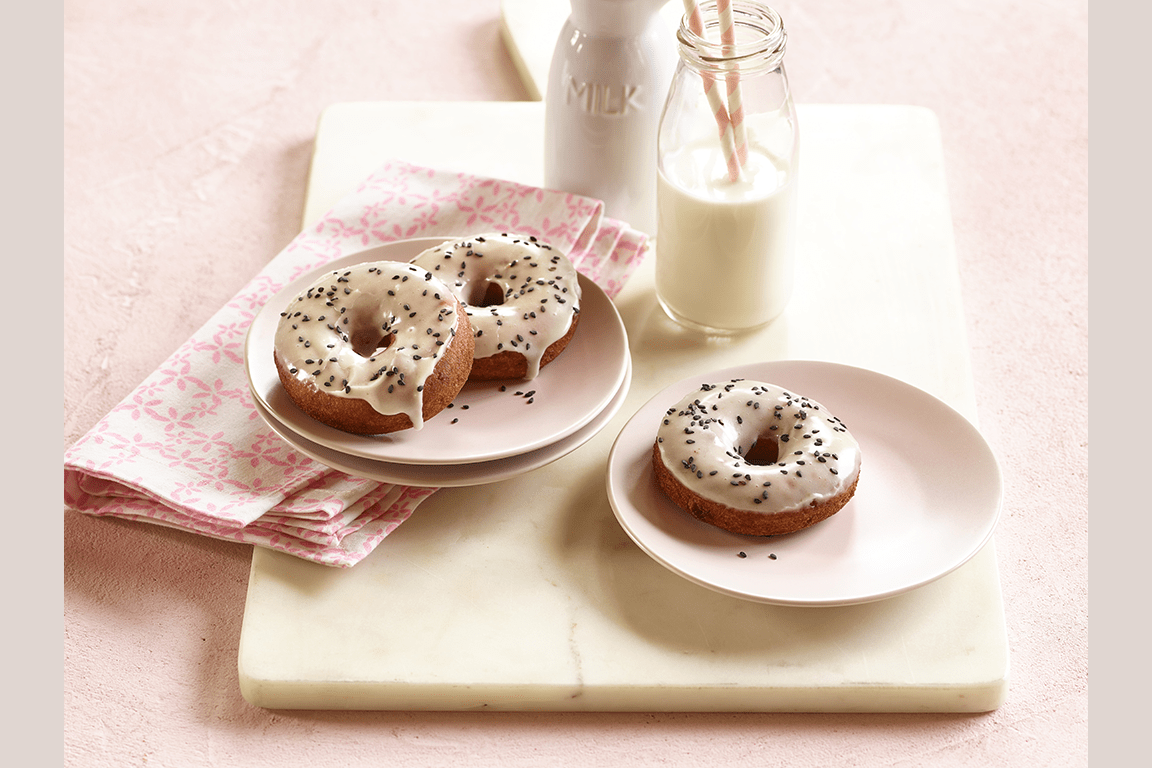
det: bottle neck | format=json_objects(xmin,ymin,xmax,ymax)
[
  {"xmin": 676, "ymin": 0, "xmax": 787, "ymax": 76},
  {"xmin": 569, "ymin": 0, "xmax": 667, "ymax": 37}
]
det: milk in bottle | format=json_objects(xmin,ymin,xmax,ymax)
[{"xmin": 655, "ymin": 1, "xmax": 798, "ymax": 334}]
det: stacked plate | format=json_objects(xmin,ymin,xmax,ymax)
[{"xmin": 244, "ymin": 239, "xmax": 631, "ymax": 487}]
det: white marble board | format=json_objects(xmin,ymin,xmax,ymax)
[{"xmin": 236, "ymin": 99, "xmax": 1009, "ymax": 712}]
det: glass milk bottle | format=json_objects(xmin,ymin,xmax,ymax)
[{"xmin": 655, "ymin": 1, "xmax": 798, "ymax": 334}]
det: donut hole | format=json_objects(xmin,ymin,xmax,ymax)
[
  {"xmin": 350, "ymin": 328, "xmax": 396, "ymax": 358},
  {"xmin": 468, "ymin": 280, "xmax": 507, "ymax": 308},
  {"xmin": 743, "ymin": 434, "xmax": 780, "ymax": 466}
]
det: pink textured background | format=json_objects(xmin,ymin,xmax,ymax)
[{"xmin": 63, "ymin": 0, "xmax": 1089, "ymax": 765}]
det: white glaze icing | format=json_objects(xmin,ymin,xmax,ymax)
[
  {"xmin": 655, "ymin": 379, "xmax": 861, "ymax": 514},
  {"xmin": 273, "ymin": 260, "xmax": 464, "ymax": 430},
  {"xmin": 410, "ymin": 233, "xmax": 581, "ymax": 380}
]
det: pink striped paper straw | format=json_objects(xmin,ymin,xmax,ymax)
[
  {"xmin": 716, "ymin": 0, "xmax": 749, "ymax": 166},
  {"xmin": 682, "ymin": 0, "xmax": 742, "ymax": 181}
]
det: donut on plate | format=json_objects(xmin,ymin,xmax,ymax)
[
  {"xmin": 272, "ymin": 260, "xmax": 474, "ymax": 434},
  {"xmin": 652, "ymin": 379, "xmax": 861, "ymax": 536},
  {"xmin": 409, "ymin": 233, "xmax": 581, "ymax": 380}
]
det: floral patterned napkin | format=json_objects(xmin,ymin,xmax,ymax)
[{"xmin": 64, "ymin": 160, "xmax": 649, "ymax": 567}]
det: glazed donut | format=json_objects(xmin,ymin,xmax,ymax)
[
  {"xmin": 410, "ymin": 233, "xmax": 581, "ymax": 380},
  {"xmin": 272, "ymin": 260, "xmax": 475, "ymax": 434},
  {"xmin": 652, "ymin": 379, "xmax": 862, "ymax": 536}
]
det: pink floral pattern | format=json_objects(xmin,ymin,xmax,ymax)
[{"xmin": 64, "ymin": 161, "xmax": 649, "ymax": 568}]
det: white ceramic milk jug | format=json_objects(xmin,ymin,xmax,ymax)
[{"xmin": 543, "ymin": 0, "xmax": 677, "ymax": 235}]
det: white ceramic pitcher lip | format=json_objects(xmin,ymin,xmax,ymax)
[{"xmin": 568, "ymin": 0, "xmax": 673, "ymax": 37}]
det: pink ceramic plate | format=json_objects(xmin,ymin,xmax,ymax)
[
  {"xmin": 245, "ymin": 238, "xmax": 630, "ymax": 465},
  {"xmin": 250, "ymin": 358, "xmax": 630, "ymax": 487},
  {"xmin": 606, "ymin": 360, "xmax": 1003, "ymax": 607}
]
